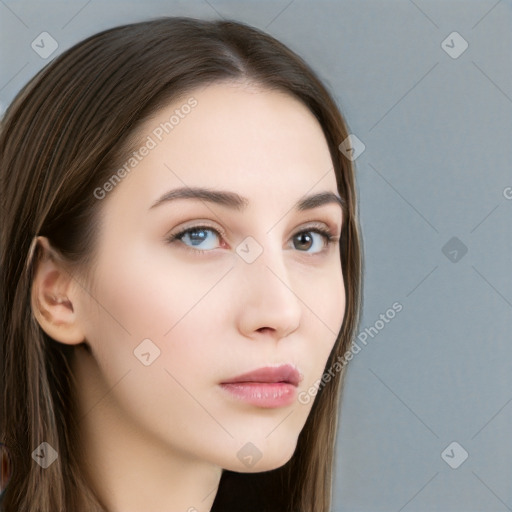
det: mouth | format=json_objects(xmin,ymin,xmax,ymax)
[{"xmin": 219, "ymin": 364, "xmax": 302, "ymax": 408}]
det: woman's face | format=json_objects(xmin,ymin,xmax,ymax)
[{"xmin": 75, "ymin": 81, "xmax": 345, "ymax": 473}]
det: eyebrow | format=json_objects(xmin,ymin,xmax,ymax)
[{"xmin": 149, "ymin": 187, "xmax": 346, "ymax": 212}]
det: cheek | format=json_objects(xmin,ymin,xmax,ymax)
[
  {"xmin": 322, "ymin": 264, "xmax": 346, "ymax": 335},
  {"xmin": 77, "ymin": 248, "xmax": 233, "ymax": 439},
  {"xmin": 81, "ymin": 242, "xmax": 232, "ymax": 382},
  {"xmin": 306, "ymin": 261, "xmax": 345, "ymax": 338},
  {"xmin": 88, "ymin": 241, "xmax": 228, "ymax": 337},
  {"xmin": 302, "ymin": 263, "xmax": 345, "ymax": 378}
]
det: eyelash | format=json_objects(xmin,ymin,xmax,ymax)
[{"xmin": 166, "ymin": 223, "xmax": 340, "ymax": 257}]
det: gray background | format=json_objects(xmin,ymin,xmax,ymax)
[{"xmin": 1, "ymin": 1, "xmax": 511, "ymax": 510}]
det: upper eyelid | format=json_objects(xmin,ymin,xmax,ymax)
[
  {"xmin": 168, "ymin": 213, "xmax": 342, "ymax": 232},
  {"xmin": 167, "ymin": 219, "xmax": 341, "ymax": 239}
]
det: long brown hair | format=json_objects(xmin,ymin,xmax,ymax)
[{"xmin": 0, "ymin": 16, "xmax": 363, "ymax": 512}]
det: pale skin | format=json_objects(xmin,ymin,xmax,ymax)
[{"xmin": 31, "ymin": 80, "xmax": 346, "ymax": 512}]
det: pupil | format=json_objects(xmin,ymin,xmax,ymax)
[
  {"xmin": 296, "ymin": 233, "xmax": 312, "ymax": 250},
  {"xmin": 190, "ymin": 229, "xmax": 207, "ymax": 246}
]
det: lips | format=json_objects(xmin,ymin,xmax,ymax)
[
  {"xmin": 220, "ymin": 364, "xmax": 302, "ymax": 387},
  {"xmin": 219, "ymin": 364, "xmax": 302, "ymax": 408}
]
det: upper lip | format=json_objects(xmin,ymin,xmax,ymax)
[{"xmin": 220, "ymin": 364, "xmax": 302, "ymax": 387}]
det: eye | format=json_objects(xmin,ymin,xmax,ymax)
[
  {"xmin": 167, "ymin": 225, "xmax": 223, "ymax": 253},
  {"xmin": 292, "ymin": 227, "xmax": 338, "ymax": 254},
  {"xmin": 165, "ymin": 223, "xmax": 340, "ymax": 256}
]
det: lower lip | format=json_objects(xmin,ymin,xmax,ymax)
[{"xmin": 220, "ymin": 382, "xmax": 297, "ymax": 408}]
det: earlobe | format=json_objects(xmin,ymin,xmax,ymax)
[{"xmin": 30, "ymin": 236, "xmax": 85, "ymax": 345}]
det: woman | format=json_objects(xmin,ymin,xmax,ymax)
[{"xmin": 0, "ymin": 16, "xmax": 363, "ymax": 512}]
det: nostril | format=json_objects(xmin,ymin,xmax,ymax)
[{"xmin": 257, "ymin": 327, "xmax": 274, "ymax": 334}]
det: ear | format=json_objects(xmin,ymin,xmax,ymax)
[{"xmin": 30, "ymin": 236, "xmax": 85, "ymax": 345}]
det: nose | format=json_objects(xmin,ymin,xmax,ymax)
[{"xmin": 234, "ymin": 240, "xmax": 302, "ymax": 341}]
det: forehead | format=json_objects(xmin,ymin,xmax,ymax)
[{"xmin": 102, "ymin": 81, "xmax": 338, "ymax": 216}]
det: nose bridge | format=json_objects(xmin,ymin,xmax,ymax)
[
  {"xmin": 238, "ymin": 230, "xmax": 290, "ymax": 292},
  {"xmin": 234, "ymin": 231, "xmax": 302, "ymax": 335}
]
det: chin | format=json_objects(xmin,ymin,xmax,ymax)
[
  {"xmin": 251, "ymin": 454, "xmax": 294, "ymax": 473},
  {"xmin": 224, "ymin": 438, "xmax": 297, "ymax": 474}
]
